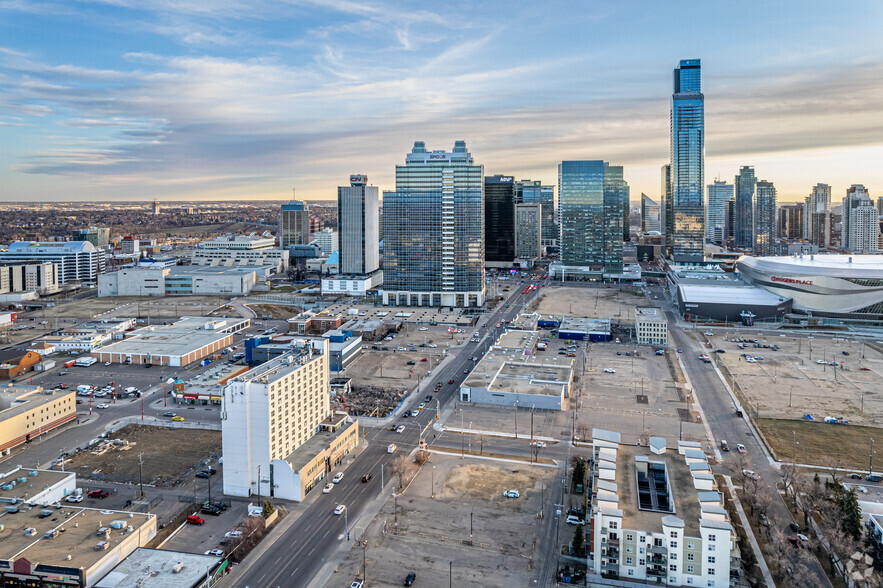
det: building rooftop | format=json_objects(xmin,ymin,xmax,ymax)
[
  {"xmin": 0, "ymin": 387, "xmax": 74, "ymax": 423},
  {"xmin": 487, "ymin": 362, "xmax": 572, "ymax": 397},
  {"xmin": 167, "ymin": 266, "xmax": 259, "ymax": 277},
  {"xmin": 635, "ymin": 307, "xmax": 663, "ymax": 321},
  {"xmin": 678, "ymin": 284, "xmax": 790, "ymax": 306},
  {"xmin": 507, "ymin": 313, "xmax": 539, "ymax": 331},
  {"xmin": 283, "ymin": 418, "xmax": 356, "ymax": 473},
  {"xmin": 0, "ymin": 505, "xmax": 154, "ymax": 572},
  {"xmin": 559, "ymin": 317, "xmax": 611, "ymax": 333},
  {"xmin": 737, "ymin": 254, "xmax": 883, "ymax": 278},
  {"xmin": 0, "ymin": 467, "xmax": 73, "ymax": 503},
  {"xmin": 232, "ymin": 342, "xmax": 325, "ymax": 386},
  {"xmin": 6, "ymin": 241, "xmax": 96, "ymax": 254},
  {"xmin": 495, "ymin": 330, "xmax": 538, "ymax": 351},
  {"xmin": 94, "ymin": 548, "xmax": 221, "ymax": 588},
  {"xmin": 96, "ymin": 328, "xmax": 230, "ymax": 358}
]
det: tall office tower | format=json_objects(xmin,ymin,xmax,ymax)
[
  {"xmin": 803, "ymin": 183, "xmax": 830, "ymax": 240},
  {"xmin": 71, "ymin": 227, "xmax": 110, "ymax": 248},
  {"xmin": 753, "ymin": 181, "xmax": 777, "ymax": 256},
  {"xmin": 152, "ymin": 199, "xmax": 161, "ymax": 215},
  {"xmin": 485, "ymin": 175, "xmax": 517, "ymax": 267},
  {"xmin": 338, "ymin": 175, "xmax": 380, "ymax": 275},
  {"xmin": 558, "ymin": 160, "xmax": 626, "ymax": 274},
  {"xmin": 842, "ymin": 184, "xmax": 878, "ymax": 252},
  {"xmin": 382, "ymin": 141, "xmax": 484, "ymax": 307},
  {"xmin": 661, "ymin": 164, "xmax": 672, "ymax": 252},
  {"xmin": 778, "ymin": 203, "xmax": 804, "ymax": 240},
  {"xmin": 724, "ymin": 198, "xmax": 736, "ymax": 242},
  {"xmin": 669, "ymin": 59, "xmax": 705, "ymax": 261},
  {"xmin": 279, "ymin": 199, "xmax": 310, "ymax": 247},
  {"xmin": 641, "ymin": 194, "xmax": 661, "ymax": 232},
  {"xmin": 518, "ymin": 180, "xmax": 557, "ymax": 246},
  {"xmin": 734, "ymin": 166, "xmax": 756, "ymax": 248},
  {"xmin": 515, "ymin": 203, "xmax": 542, "ymax": 260},
  {"xmin": 877, "ymin": 197, "xmax": 883, "ymax": 216},
  {"xmin": 706, "ymin": 180, "xmax": 733, "ymax": 244}
]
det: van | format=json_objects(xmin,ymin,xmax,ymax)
[
  {"xmin": 387, "ymin": 444, "xmax": 397, "ymax": 454},
  {"xmin": 720, "ymin": 440, "xmax": 729, "ymax": 452},
  {"xmin": 124, "ymin": 387, "xmax": 138, "ymax": 395}
]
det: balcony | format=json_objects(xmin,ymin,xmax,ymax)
[
  {"xmin": 647, "ymin": 567, "xmax": 667, "ymax": 577},
  {"xmin": 648, "ymin": 545, "xmax": 667, "ymax": 555},
  {"xmin": 649, "ymin": 555, "xmax": 666, "ymax": 565}
]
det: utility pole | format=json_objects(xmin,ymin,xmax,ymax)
[
  {"xmin": 138, "ymin": 452, "xmax": 145, "ymax": 498},
  {"xmin": 870, "ymin": 438, "xmax": 875, "ymax": 476},
  {"xmin": 514, "ymin": 400, "xmax": 518, "ymax": 439}
]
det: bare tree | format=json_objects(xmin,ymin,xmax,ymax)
[
  {"xmin": 476, "ymin": 433, "xmax": 488, "ymax": 456},
  {"xmin": 821, "ymin": 454, "xmax": 846, "ymax": 486},
  {"xmin": 779, "ymin": 462, "xmax": 798, "ymax": 506},
  {"xmin": 575, "ymin": 420, "xmax": 591, "ymax": 442},
  {"xmin": 793, "ymin": 475, "xmax": 826, "ymax": 532},
  {"xmin": 413, "ymin": 450, "xmax": 429, "ymax": 466},
  {"xmin": 390, "ymin": 454, "xmax": 417, "ymax": 490}
]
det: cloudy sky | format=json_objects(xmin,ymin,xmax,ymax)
[{"xmin": 0, "ymin": 0, "xmax": 881, "ymax": 203}]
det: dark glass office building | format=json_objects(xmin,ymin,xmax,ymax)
[
  {"xmin": 670, "ymin": 59, "xmax": 705, "ymax": 262},
  {"xmin": 735, "ymin": 166, "xmax": 756, "ymax": 249},
  {"xmin": 484, "ymin": 175, "xmax": 517, "ymax": 266}
]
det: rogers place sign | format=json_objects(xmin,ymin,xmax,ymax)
[{"xmin": 771, "ymin": 276, "xmax": 813, "ymax": 286}]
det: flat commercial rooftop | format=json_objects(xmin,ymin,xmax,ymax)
[
  {"xmin": 678, "ymin": 284, "xmax": 790, "ymax": 306},
  {"xmin": 95, "ymin": 548, "xmax": 221, "ymax": 588},
  {"xmin": 616, "ymin": 444, "xmax": 704, "ymax": 536},
  {"xmin": 0, "ymin": 467, "xmax": 72, "ymax": 502},
  {"xmin": 0, "ymin": 506, "xmax": 155, "ymax": 571},
  {"xmin": 559, "ymin": 317, "xmax": 611, "ymax": 333},
  {"xmin": 285, "ymin": 418, "xmax": 356, "ymax": 473},
  {"xmin": 635, "ymin": 307, "xmax": 663, "ymax": 321},
  {"xmin": 0, "ymin": 386, "xmax": 74, "ymax": 422},
  {"xmin": 495, "ymin": 330, "xmax": 538, "ymax": 351},
  {"xmin": 96, "ymin": 328, "xmax": 229, "ymax": 357},
  {"xmin": 488, "ymin": 362, "xmax": 572, "ymax": 397}
]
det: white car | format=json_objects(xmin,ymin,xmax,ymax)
[
  {"xmin": 333, "ymin": 472, "xmax": 344, "ymax": 484},
  {"xmin": 565, "ymin": 515, "xmax": 585, "ymax": 525},
  {"xmin": 104, "ymin": 362, "xmax": 111, "ymax": 366},
  {"xmin": 96, "ymin": 403, "xmax": 110, "ymax": 409},
  {"xmin": 857, "ymin": 486, "xmax": 869, "ymax": 494},
  {"xmin": 428, "ymin": 344, "xmax": 437, "ymax": 348},
  {"xmin": 503, "ymin": 490, "xmax": 520, "ymax": 499},
  {"xmin": 604, "ymin": 368, "xmax": 615, "ymax": 374},
  {"xmin": 704, "ymin": 332, "xmax": 713, "ymax": 336},
  {"xmin": 532, "ymin": 441, "xmax": 546, "ymax": 448},
  {"xmin": 396, "ymin": 425, "xmax": 405, "ymax": 434},
  {"xmin": 334, "ymin": 504, "xmax": 346, "ymax": 515},
  {"xmin": 419, "ymin": 327, "xmax": 428, "ymax": 331},
  {"xmin": 742, "ymin": 469, "xmax": 759, "ymax": 480},
  {"xmin": 65, "ymin": 494, "xmax": 83, "ymax": 503},
  {"xmin": 205, "ymin": 549, "xmax": 225, "ymax": 556},
  {"xmin": 736, "ymin": 444, "xmax": 746, "ymax": 454},
  {"xmin": 323, "ymin": 483, "xmax": 334, "ymax": 494},
  {"xmin": 816, "ymin": 359, "xmax": 826, "ymax": 364}
]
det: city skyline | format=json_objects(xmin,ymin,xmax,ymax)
[{"xmin": 0, "ymin": 1, "xmax": 882, "ymax": 203}]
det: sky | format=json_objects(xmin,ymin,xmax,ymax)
[{"xmin": 0, "ymin": 1, "xmax": 882, "ymax": 204}]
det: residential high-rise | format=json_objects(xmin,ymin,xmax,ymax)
[
  {"xmin": 71, "ymin": 227, "xmax": 110, "ymax": 248},
  {"xmin": 669, "ymin": 59, "xmax": 705, "ymax": 261},
  {"xmin": 515, "ymin": 203, "xmax": 542, "ymax": 261},
  {"xmin": 558, "ymin": 160, "xmax": 626, "ymax": 274},
  {"xmin": 661, "ymin": 164, "xmax": 672, "ymax": 251},
  {"xmin": 706, "ymin": 180, "xmax": 733, "ymax": 244},
  {"xmin": 724, "ymin": 198, "xmax": 736, "ymax": 242},
  {"xmin": 279, "ymin": 199, "xmax": 310, "ymax": 247},
  {"xmin": 323, "ymin": 175, "xmax": 382, "ymax": 295},
  {"xmin": 734, "ymin": 166, "xmax": 756, "ymax": 248},
  {"xmin": 311, "ymin": 228, "xmax": 338, "ymax": 256},
  {"xmin": 877, "ymin": 197, "xmax": 883, "ymax": 216},
  {"xmin": 803, "ymin": 183, "xmax": 831, "ymax": 240},
  {"xmin": 485, "ymin": 175, "xmax": 517, "ymax": 267},
  {"xmin": 518, "ymin": 180, "xmax": 556, "ymax": 246},
  {"xmin": 753, "ymin": 181, "xmax": 777, "ymax": 256},
  {"xmin": 382, "ymin": 141, "xmax": 484, "ymax": 307},
  {"xmin": 641, "ymin": 194, "xmax": 661, "ymax": 233},
  {"xmin": 842, "ymin": 184, "xmax": 878, "ymax": 253},
  {"xmin": 778, "ymin": 203, "xmax": 805, "ymax": 240},
  {"xmin": 221, "ymin": 342, "xmax": 360, "ymax": 502}
]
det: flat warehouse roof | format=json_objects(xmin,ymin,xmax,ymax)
[
  {"xmin": 0, "ymin": 467, "xmax": 72, "ymax": 501},
  {"xmin": 678, "ymin": 284, "xmax": 790, "ymax": 306},
  {"xmin": 95, "ymin": 548, "xmax": 221, "ymax": 588},
  {"xmin": 96, "ymin": 329, "xmax": 230, "ymax": 357},
  {"xmin": 488, "ymin": 362, "xmax": 572, "ymax": 396}
]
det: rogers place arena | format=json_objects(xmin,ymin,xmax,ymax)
[{"xmin": 737, "ymin": 254, "xmax": 883, "ymax": 321}]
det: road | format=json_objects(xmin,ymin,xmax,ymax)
[{"xmin": 234, "ymin": 278, "xmax": 548, "ymax": 588}]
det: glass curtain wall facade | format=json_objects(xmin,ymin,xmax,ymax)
[
  {"xmin": 518, "ymin": 180, "xmax": 557, "ymax": 246},
  {"xmin": 734, "ymin": 166, "xmax": 756, "ymax": 248},
  {"xmin": 558, "ymin": 160, "xmax": 625, "ymax": 273},
  {"xmin": 279, "ymin": 200, "xmax": 310, "ymax": 247},
  {"xmin": 382, "ymin": 141, "xmax": 484, "ymax": 308},
  {"xmin": 661, "ymin": 164, "xmax": 672, "ymax": 254},
  {"xmin": 484, "ymin": 175, "xmax": 517, "ymax": 265},
  {"xmin": 706, "ymin": 180, "xmax": 733, "ymax": 244},
  {"xmin": 753, "ymin": 180, "xmax": 777, "ymax": 256},
  {"xmin": 670, "ymin": 59, "xmax": 705, "ymax": 262}
]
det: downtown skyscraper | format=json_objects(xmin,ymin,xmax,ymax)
[
  {"xmin": 517, "ymin": 180, "xmax": 556, "ymax": 246},
  {"xmin": 669, "ymin": 59, "xmax": 705, "ymax": 261},
  {"xmin": 382, "ymin": 141, "xmax": 484, "ymax": 307},
  {"xmin": 734, "ymin": 166, "xmax": 757, "ymax": 249},
  {"xmin": 753, "ymin": 180, "xmax": 777, "ymax": 256},
  {"xmin": 558, "ymin": 160, "xmax": 627, "ymax": 275},
  {"xmin": 706, "ymin": 180, "xmax": 733, "ymax": 245}
]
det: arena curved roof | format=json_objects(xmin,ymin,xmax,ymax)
[
  {"xmin": 737, "ymin": 255, "xmax": 883, "ymax": 279},
  {"xmin": 6, "ymin": 240, "xmax": 97, "ymax": 253}
]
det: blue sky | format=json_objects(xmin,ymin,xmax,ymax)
[{"xmin": 0, "ymin": 0, "xmax": 881, "ymax": 203}]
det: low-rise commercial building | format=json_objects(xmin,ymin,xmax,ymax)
[
  {"xmin": 635, "ymin": 307, "xmax": 668, "ymax": 346},
  {"xmin": 589, "ymin": 429, "xmax": 739, "ymax": 587},
  {"xmin": 321, "ymin": 272, "xmax": 383, "ymax": 296},
  {"xmin": 92, "ymin": 317, "xmax": 248, "ymax": 367},
  {"xmin": 222, "ymin": 343, "xmax": 359, "ymax": 502},
  {"xmin": 559, "ymin": 317, "xmax": 611, "ymax": 342},
  {"xmin": 323, "ymin": 329, "xmax": 362, "ymax": 372},
  {"xmin": 0, "ymin": 350, "xmax": 43, "ymax": 380},
  {"xmin": 99, "ymin": 266, "xmax": 261, "ymax": 297},
  {"xmin": 0, "ymin": 385, "xmax": 76, "ymax": 453},
  {"xmin": 287, "ymin": 311, "xmax": 343, "ymax": 335},
  {"xmin": 95, "ymin": 548, "xmax": 225, "ymax": 588},
  {"xmin": 35, "ymin": 332, "xmax": 111, "ymax": 352},
  {"xmin": 0, "ymin": 466, "xmax": 75, "ymax": 504},
  {"xmin": 0, "ymin": 241, "xmax": 104, "ymax": 285}
]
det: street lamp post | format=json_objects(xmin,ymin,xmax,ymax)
[{"xmin": 432, "ymin": 466, "xmax": 435, "ymax": 498}]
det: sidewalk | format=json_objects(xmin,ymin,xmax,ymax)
[{"xmin": 724, "ymin": 475, "xmax": 775, "ymax": 587}]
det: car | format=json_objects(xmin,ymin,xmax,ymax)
[
  {"xmin": 205, "ymin": 549, "xmax": 225, "ymax": 556},
  {"xmin": 742, "ymin": 470, "xmax": 759, "ymax": 480},
  {"xmin": 88, "ymin": 489, "xmax": 109, "ymax": 499},
  {"xmin": 418, "ymin": 402, "xmax": 425, "ymax": 410},
  {"xmin": 187, "ymin": 514, "xmax": 205, "ymax": 525},
  {"xmin": 843, "ymin": 351, "xmax": 850, "ymax": 356},
  {"xmin": 532, "ymin": 441, "xmax": 546, "ymax": 448},
  {"xmin": 736, "ymin": 444, "xmax": 746, "ymax": 454},
  {"xmin": 403, "ymin": 572, "xmax": 416, "ymax": 586},
  {"xmin": 201, "ymin": 505, "xmax": 222, "ymax": 516},
  {"xmin": 224, "ymin": 530, "xmax": 243, "ymax": 538},
  {"xmin": 463, "ymin": 369, "xmax": 468, "ymax": 374},
  {"xmin": 565, "ymin": 514, "xmax": 585, "ymax": 525},
  {"xmin": 350, "ymin": 581, "xmax": 364, "ymax": 588},
  {"xmin": 402, "ymin": 410, "xmax": 411, "ymax": 418},
  {"xmin": 424, "ymin": 394, "xmax": 432, "ymax": 401},
  {"xmin": 201, "ymin": 467, "xmax": 216, "ymax": 475},
  {"xmin": 207, "ymin": 501, "xmax": 228, "ymax": 511},
  {"xmin": 677, "ymin": 348, "xmax": 682, "ymax": 353},
  {"xmin": 396, "ymin": 425, "xmax": 405, "ymax": 434},
  {"xmin": 104, "ymin": 361, "xmax": 112, "ymax": 366},
  {"xmin": 448, "ymin": 379, "xmax": 454, "ymax": 384},
  {"xmin": 96, "ymin": 403, "xmax": 110, "ymax": 409},
  {"xmin": 857, "ymin": 486, "xmax": 869, "ymax": 493},
  {"xmin": 144, "ymin": 363, "xmax": 152, "ymax": 368},
  {"xmin": 789, "ymin": 522, "xmax": 801, "ymax": 532},
  {"xmin": 333, "ymin": 472, "xmax": 344, "ymax": 484},
  {"xmin": 334, "ymin": 504, "xmax": 347, "ymax": 515},
  {"xmin": 704, "ymin": 331, "xmax": 713, "ymax": 336},
  {"xmin": 866, "ymin": 474, "xmax": 883, "ymax": 483},
  {"xmin": 816, "ymin": 359, "xmax": 826, "ymax": 364},
  {"xmin": 419, "ymin": 327, "xmax": 428, "ymax": 331},
  {"xmin": 196, "ymin": 471, "xmax": 211, "ymax": 479},
  {"xmin": 65, "ymin": 494, "xmax": 83, "ymax": 503},
  {"xmin": 420, "ymin": 358, "xmax": 428, "ymax": 362},
  {"xmin": 603, "ymin": 368, "xmax": 615, "ymax": 373},
  {"xmin": 323, "ymin": 483, "xmax": 334, "ymax": 493},
  {"xmin": 828, "ymin": 361, "xmax": 838, "ymax": 366},
  {"xmin": 428, "ymin": 344, "xmax": 437, "ymax": 348},
  {"xmin": 848, "ymin": 473, "xmax": 863, "ymax": 480},
  {"xmin": 172, "ymin": 416, "xmax": 185, "ymax": 422},
  {"xmin": 861, "ymin": 367, "xmax": 872, "ymax": 371},
  {"xmin": 503, "ymin": 490, "xmax": 520, "ymax": 498},
  {"xmin": 406, "ymin": 361, "xmax": 416, "ymax": 365},
  {"xmin": 164, "ymin": 412, "xmax": 176, "ymax": 417},
  {"xmin": 715, "ymin": 349, "xmax": 725, "ymax": 354},
  {"xmin": 361, "ymin": 474, "xmax": 373, "ymax": 483}
]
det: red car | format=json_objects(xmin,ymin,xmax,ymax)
[
  {"xmin": 187, "ymin": 514, "xmax": 205, "ymax": 525},
  {"xmin": 87, "ymin": 489, "xmax": 109, "ymax": 499}
]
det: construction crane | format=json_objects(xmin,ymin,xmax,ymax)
[{"xmin": 248, "ymin": 204, "xmax": 259, "ymax": 233}]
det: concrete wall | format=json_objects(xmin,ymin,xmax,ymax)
[{"xmin": 459, "ymin": 386, "xmax": 564, "ymax": 411}]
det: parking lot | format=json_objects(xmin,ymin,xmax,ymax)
[
  {"xmin": 529, "ymin": 284, "xmax": 647, "ymax": 320},
  {"xmin": 330, "ymin": 454, "xmax": 556, "ymax": 587}
]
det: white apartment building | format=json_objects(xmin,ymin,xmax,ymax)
[
  {"xmin": 221, "ymin": 341, "xmax": 359, "ymax": 501},
  {"xmin": 311, "ymin": 228, "xmax": 338, "ymax": 256},
  {"xmin": 590, "ymin": 429, "xmax": 738, "ymax": 587},
  {"xmin": 0, "ymin": 262, "xmax": 59, "ymax": 295},
  {"xmin": 635, "ymin": 307, "xmax": 668, "ymax": 346}
]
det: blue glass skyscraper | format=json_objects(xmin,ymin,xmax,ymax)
[{"xmin": 669, "ymin": 59, "xmax": 705, "ymax": 261}]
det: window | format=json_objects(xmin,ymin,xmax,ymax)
[
  {"xmin": 687, "ymin": 542, "xmax": 694, "ymax": 550},
  {"xmin": 609, "ymin": 521, "xmax": 618, "ymax": 529},
  {"xmin": 669, "ymin": 564, "xmax": 677, "ymax": 572},
  {"xmin": 687, "ymin": 565, "xmax": 694, "ymax": 573},
  {"xmin": 627, "ymin": 569, "xmax": 634, "ymax": 577},
  {"xmin": 626, "ymin": 534, "xmax": 633, "ymax": 542},
  {"xmin": 639, "ymin": 559, "xmax": 645, "ymax": 566},
  {"xmin": 687, "ymin": 578, "xmax": 694, "ymax": 585},
  {"xmin": 669, "ymin": 553, "xmax": 677, "ymax": 560},
  {"xmin": 707, "ymin": 556, "xmax": 716, "ymax": 564},
  {"xmin": 708, "ymin": 543, "xmax": 715, "ymax": 551},
  {"xmin": 708, "ymin": 569, "xmax": 715, "ymax": 577},
  {"xmin": 626, "ymin": 557, "xmax": 632, "ymax": 565},
  {"xmin": 670, "ymin": 541, "xmax": 678, "ymax": 548},
  {"xmin": 708, "ymin": 534, "xmax": 716, "ymax": 542},
  {"xmin": 670, "ymin": 531, "xmax": 678, "ymax": 538},
  {"xmin": 687, "ymin": 553, "xmax": 694, "ymax": 561},
  {"xmin": 639, "ymin": 535, "xmax": 646, "ymax": 543},
  {"xmin": 626, "ymin": 545, "xmax": 633, "ymax": 554}
]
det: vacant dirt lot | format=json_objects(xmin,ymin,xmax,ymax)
[
  {"xmin": 438, "ymin": 463, "xmax": 549, "ymax": 506},
  {"xmin": 759, "ymin": 418, "xmax": 877, "ymax": 471},
  {"xmin": 65, "ymin": 424, "xmax": 221, "ymax": 485},
  {"xmin": 530, "ymin": 285, "xmax": 646, "ymax": 320},
  {"xmin": 243, "ymin": 303, "xmax": 300, "ymax": 320}
]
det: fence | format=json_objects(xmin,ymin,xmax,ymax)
[{"xmin": 105, "ymin": 416, "xmax": 221, "ymax": 433}]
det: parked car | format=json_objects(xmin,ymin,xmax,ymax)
[
  {"xmin": 202, "ymin": 467, "xmax": 217, "ymax": 475},
  {"xmin": 789, "ymin": 522, "xmax": 801, "ymax": 532},
  {"xmin": 566, "ymin": 514, "xmax": 585, "ymax": 525},
  {"xmin": 848, "ymin": 473, "xmax": 863, "ymax": 479},
  {"xmin": 603, "ymin": 368, "xmax": 615, "ymax": 374},
  {"xmin": 88, "ymin": 489, "xmax": 109, "ymax": 499},
  {"xmin": 196, "ymin": 471, "xmax": 211, "ymax": 479},
  {"xmin": 503, "ymin": 490, "xmax": 520, "ymax": 498},
  {"xmin": 350, "ymin": 581, "xmax": 364, "ymax": 588},
  {"xmin": 65, "ymin": 494, "xmax": 83, "ymax": 503},
  {"xmin": 866, "ymin": 474, "xmax": 883, "ymax": 483},
  {"xmin": 736, "ymin": 444, "xmax": 746, "ymax": 454},
  {"xmin": 403, "ymin": 572, "xmax": 416, "ymax": 586},
  {"xmin": 96, "ymin": 403, "xmax": 110, "ymax": 409},
  {"xmin": 201, "ymin": 505, "xmax": 222, "ymax": 516},
  {"xmin": 187, "ymin": 514, "xmax": 205, "ymax": 525},
  {"xmin": 205, "ymin": 549, "xmax": 225, "ymax": 556}
]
